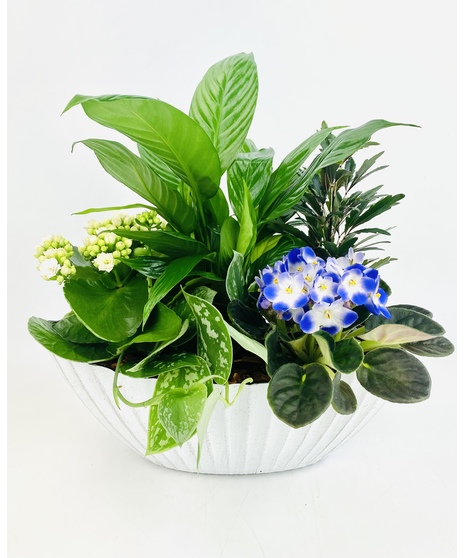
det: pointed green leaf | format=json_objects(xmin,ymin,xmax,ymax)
[
  {"xmin": 64, "ymin": 94, "xmax": 221, "ymax": 199},
  {"xmin": 189, "ymin": 52, "xmax": 259, "ymax": 173},
  {"xmin": 357, "ymin": 347, "xmax": 431, "ymax": 403},
  {"xmin": 28, "ymin": 316, "xmax": 112, "ymax": 363},
  {"xmin": 225, "ymin": 250, "xmax": 245, "ymax": 302},
  {"xmin": 75, "ymin": 139, "xmax": 196, "ymax": 234},
  {"xmin": 267, "ymin": 363, "xmax": 333, "ymax": 427},
  {"xmin": 158, "ymin": 384, "xmax": 208, "ymax": 446},
  {"xmin": 114, "ymin": 230, "xmax": 208, "ymax": 259},
  {"xmin": 183, "ymin": 291, "xmax": 233, "ymax": 384},
  {"xmin": 146, "ymin": 404, "xmax": 178, "ymax": 455},
  {"xmin": 236, "ymin": 181, "xmax": 257, "ymax": 256},
  {"xmin": 224, "ymin": 323, "xmax": 268, "ymax": 363},
  {"xmin": 143, "ymin": 254, "xmax": 205, "ymax": 324}
]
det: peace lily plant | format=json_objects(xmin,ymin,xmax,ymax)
[{"xmin": 29, "ymin": 53, "xmax": 454, "ymax": 464}]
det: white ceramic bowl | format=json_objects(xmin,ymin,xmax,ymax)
[{"xmin": 54, "ymin": 356, "xmax": 384, "ymax": 475}]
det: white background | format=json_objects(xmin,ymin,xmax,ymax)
[{"xmin": 8, "ymin": 1, "xmax": 458, "ymax": 557}]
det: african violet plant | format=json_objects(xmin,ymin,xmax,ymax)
[{"xmin": 28, "ymin": 52, "xmax": 454, "ymax": 458}]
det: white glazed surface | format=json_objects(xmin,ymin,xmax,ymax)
[{"xmin": 55, "ymin": 356, "xmax": 385, "ymax": 475}]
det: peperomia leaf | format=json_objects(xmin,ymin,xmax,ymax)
[
  {"xmin": 28, "ymin": 317, "xmax": 113, "ymax": 362},
  {"xmin": 332, "ymin": 372, "xmax": 357, "ymax": 415},
  {"xmin": 356, "ymin": 347, "xmax": 431, "ymax": 403},
  {"xmin": 267, "ymin": 363, "xmax": 333, "ymax": 427},
  {"xmin": 183, "ymin": 291, "xmax": 233, "ymax": 385},
  {"xmin": 63, "ymin": 271, "xmax": 148, "ymax": 343},
  {"xmin": 75, "ymin": 139, "xmax": 197, "ymax": 234},
  {"xmin": 189, "ymin": 52, "xmax": 259, "ymax": 174},
  {"xmin": 63, "ymin": 95, "xmax": 221, "ymax": 200}
]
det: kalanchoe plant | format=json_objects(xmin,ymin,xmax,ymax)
[{"xmin": 28, "ymin": 52, "xmax": 454, "ymax": 462}]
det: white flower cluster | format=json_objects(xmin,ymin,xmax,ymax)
[
  {"xmin": 79, "ymin": 210, "xmax": 165, "ymax": 272},
  {"xmin": 34, "ymin": 235, "xmax": 77, "ymax": 284}
]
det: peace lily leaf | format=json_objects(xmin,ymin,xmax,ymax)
[
  {"xmin": 225, "ymin": 323, "xmax": 268, "ymax": 363},
  {"xmin": 184, "ymin": 291, "xmax": 233, "ymax": 385},
  {"xmin": 28, "ymin": 317, "xmax": 112, "ymax": 362},
  {"xmin": 63, "ymin": 272, "xmax": 148, "ymax": 342},
  {"xmin": 250, "ymin": 235, "xmax": 282, "ymax": 264},
  {"xmin": 204, "ymin": 187, "xmax": 230, "ymax": 229},
  {"xmin": 227, "ymin": 300, "xmax": 269, "ymax": 340},
  {"xmin": 362, "ymin": 307, "xmax": 445, "ymax": 340},
  {"xmin": 218, "ymin": 216, "xmax": 240, "ymax": 272},
  {"xmin": 158, "ymin": 384, "xmax": 208, "ymax": 446},
  {"xmin": 146, "ymin": 404, "xmax": 178, "ymax": 455},
  {"xmin": 75, "ymin": 139, "xmax": 196, "ymax": 234},
  {"xmin": 189, "ymin": 52, "xmax": 259, "ymax": 173},
  {"xmin": 268, "ymin": 363, "xmax": 333, "ymax": 427},
  {"xmin": 64, "ymin": 94, "xmax": 221, "ymax": 199},
  {"xmin": 332, "ymin": 372, "xmax": 357, "ymax": 415},
  {"xmin": 138, "ymin": 144, "xmax": 183, "ymax": 191},
  {"xmin": 264, "ymin": 126, "xmax": 342, "ymax": 212},
  {"xmin": 236, "ymin": 181, "xmax": 257, "ymax": 257},
  {"xmin": 143, "ymin": 254, "xmax": 205, "ymax": 325},
  {"xmin": 313, "ymin": 330, "xmax": 364, "ymax": 373},
  {"xmin": 123, "ymin": 257, "xmax": 167, "ymax": 279},
  {"xmin": 74, "ymin": 203, "xmax": 155, "ymax": 215},
  {"xmin": 52, "ymin": 313, "xmax": 107, "ymax": 344},
  {"xmin": 357, "ymin": 347, "xmax": 431, "ymax": 403},
  {"xmin": 112, "ymin": 230, "xmax": 208, "ymax": 259},
  {"xmin": 225, "ymin": 250, "xmax": 245, "ymax": 302},
  {"xmin": 403, "ymin": 336, "xmax": 455, "ymax": 358},
  {"xmin": 227, "ymin": 148, "xmax": 274, "ymax": 218}
]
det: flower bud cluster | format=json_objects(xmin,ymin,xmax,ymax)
[
  {"xmin": 79, "ymin": 210, "xmax": 165, "ymax": 272},
  {"xmin": 34, "ymin": 235, "xmax": 76, "ymax": 284},
  {"xmin": 255, "ymin": 247, "xmax": 391, "ymax": 336}
]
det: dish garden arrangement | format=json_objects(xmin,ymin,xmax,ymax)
[{"xmin": 28, "ymin": 52, "xmax": 454, "ymax": 474}]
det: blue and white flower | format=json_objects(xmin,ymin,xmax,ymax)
[
  {"xmin": 309, "ymin": 273, "xmax": 339, "ymax": 303},
  {"xmin": 364, "ymin": 288, "xmax": 391, "ymax": 318},
  {"xmin": 263, "ymin": 271, "xmax": 309, "ymax": 312},
  {"xmin": 300, "ymin": 299, "xmax": 359, "ymax": 335},
  {"xmin": 337, "ymin": 265, "xmax": 378, "ymax": 305}
]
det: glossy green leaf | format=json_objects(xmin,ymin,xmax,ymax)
[
  {"xmin": 264, "ymin": 327, "xmax": 291, "ymax": 376},
  {"xmin": 122, "ymin": 257, "xmax": 167, "ymax": 279},
  {"xmin": 227, "ymin": 300, "xmax": 269, "ymax": 340},
  {"xmin": 138, "ymin": 144, "xmax": 182, "ymax": 191},
  {"xmin": 236, "ymin": 181, "xmax": 257, "ymax": 256},
  {"xmin": 224, "ymin": 323, "xmax": 267, "ymax": 363},
  {"xmin": 75, "ymin": 139, "xmax": 196, "ymax": 234},
  {"xmin": 125, "ymin": 352, "xmax": 210, "ymax": 379},
  {"xmin": 387, "ymin": 304, "xmax": 433, "ymax": 318},
  {"xmin": 189, "ymin": 52, "xmax": 259, "ymax": 173},
  {"xmin": 267, "ymin": 363, "xmax": 333, "ymax": 427},
  {"xmin": 184, "ymin": 291, "xmax": 233, "ymax": 384},
  {"xmin": 227, "ymin": 148, "xmax": 274, "ymax": 218},
  {"xmin": 114, "ymin": 230, "xmax": 208, "ymax": 259},
  {"xmin": 28, "ymin": 317, "xmax": 112, "ymax": 362},
  {"xmin": 64, "ymin": 94, "xmax": 221, "ymax": 199},
  {"xmin": 63, "ymin": 271, "xmax": 148, "ymax": 342},
  {"xmin": 332, "ymin": 372, "xmax": 357, "ymax": 415},
  {"xmin": 356, "ymin": 347, "xmax": 431, "ymax": 403},
  {"xmin": 143, "ymin": 254, "xmax": 205, "ymax": 325},
  {"xmin": 52, "ymin": 313, "xmax": 107, "ymax": 344},
  {"xmin": 218, "ymin": 216, "xmax": 240, "ymax": 272},
  {"xmin": 225, "ymin": 250, "xmax": 245, "ymax": 302}
]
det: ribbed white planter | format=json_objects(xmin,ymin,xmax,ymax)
[{"xmin": 54, "ymin": 356, "xmax": 384, "ymax": 475}]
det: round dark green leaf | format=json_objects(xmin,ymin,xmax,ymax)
[
  {"xmin": 267, "ymin": 363, "xmax": 333, "ymax": 428},
  {"xmin": 332, "ymin": 373, "xmax": 357, "ymax": 415},
  {"xmin": 403, "ymin": 336, "xmax": 455, "ymax": 358},
  {"xmin": 356, "ymin": 347, "xmax": 431, "ymax": 403}
]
